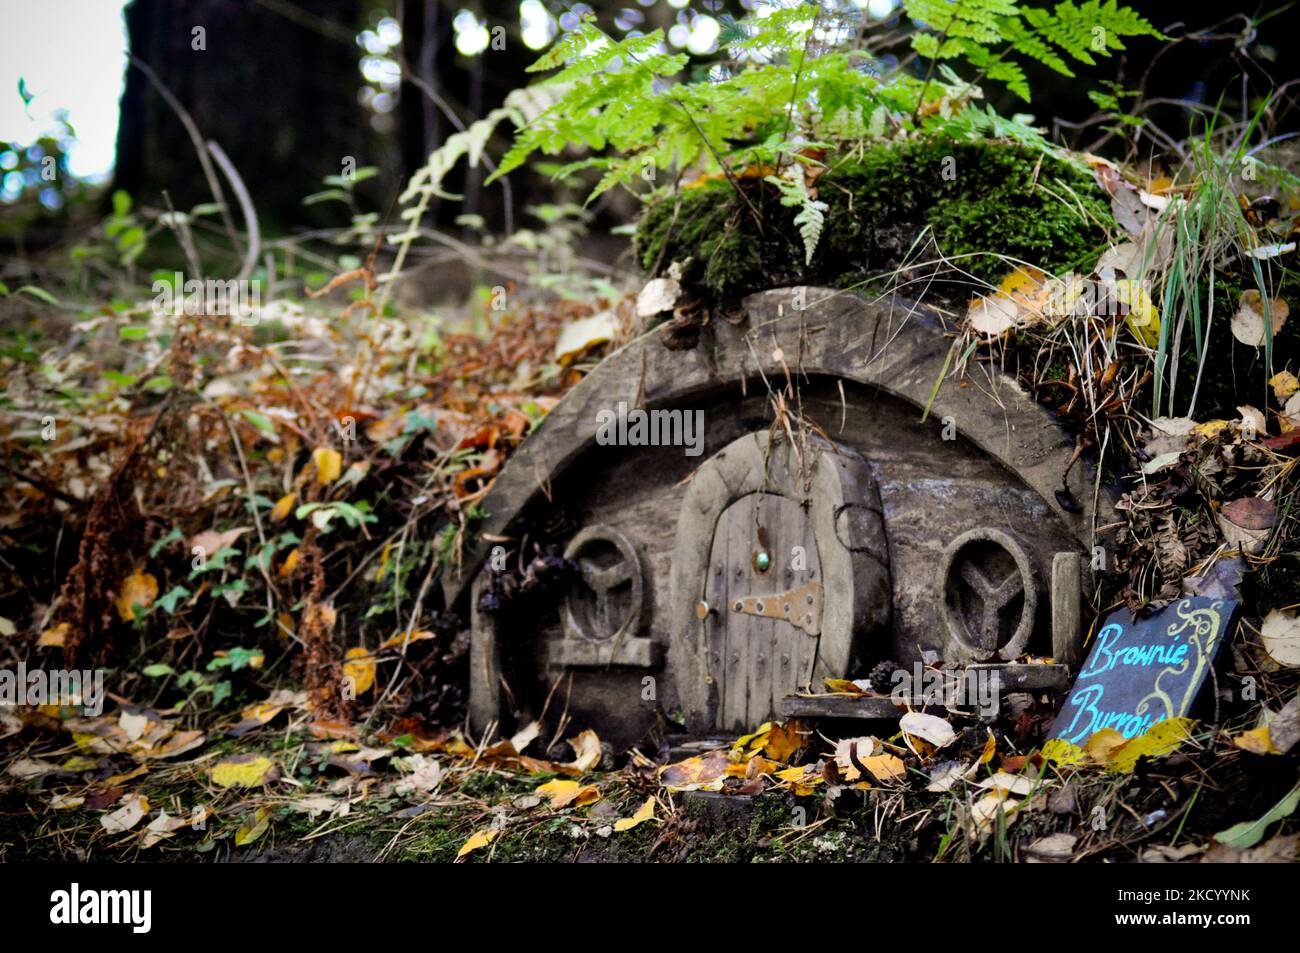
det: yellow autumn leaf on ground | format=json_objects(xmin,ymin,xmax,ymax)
[
  {"xmin": 1234, "ymin": 725, "xmax": 1279, "ymax": 755},
  {"xmin": 614, "ymin": 797, "xmax": 657, "ymax": 832},
  {"xmin": 1115, "ymin": 279, "xmax": 1161, "ymax": 347},
  {"xmin": 978, "ymin": 729, "xmax": 997, "ymax": 765},
  {"xmin": 379, "ymin": 629, "xmax": 435, "ymax": 651},
  {"xmin": 535, "ymin": 778, "xmax": 601, "ymax": 809},
  {"xmin": 37, "ymin": 622, "xmax": 69, "ymax": 647},
  {"xmin": 1041, "ymin": 737, "xmax": 1088, "ymax": 767},
  {"xmin": 1192, "ymin": 419, "xmax": 1233, "ymax": 439},
  {"xmin": 774, "ymin": 765, "xmax": 824, "ymax": 796},
  {"xmin": 730, "ymin": 722, "xmax": 773, "ymax": 760},
  {"xmin": 1270, "ymin": 371, "xmax": 1300, "ymax": 402},
  {"xmin": 271, "ymin": 492, "xmax": 296, "ymax": 522},
  {"xmin": 823, "ymin": 678, "xmax": 867, "ymax": 694},
  {"xmin": 1043, "ymin": 718, "xmax": 1194, "ymax": 773},
  {"xmin": 210, "ymin": 753, "xmax": 277, "ymax": 788},
  {"xmin": 114, "ymin": 570, "xmax": 158, "ymax": 621},
  {"xmin": 764, "ymin": 721, "xmax": 806, "ymax": 762},
  {"xmin": 313, "ymin": 446, "xmax": 342, "ymax": 485},
  {"xmin": 456, "ymin": 828, "xmax": 499, "ymax": 860},
  {"xmin": 235, "ymin": 808, "xmax": 271, "ymax": 846},
  {"xmin": 1108, "ymin": 718, "xmax": 1194, "ymax": 772},
  {"xmin": 860, "ymin": 753, "xmax": 907, "ymax": 783},
  {"xmin": 343, "ymin": 647, "xmax": 376, "ymax": 695},
  {"xmin": 658, "ymin": 749, "xmax": 729, "ymax": 792},
  {"xmin": 278, "ymin": 547, "xmax": 300, "ymax": 577}
]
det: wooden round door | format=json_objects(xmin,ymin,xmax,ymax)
[
  {"xmin": 670, "ymin": 432, "xmax": 892, "ymax": 733},
  {"xmin": 706, "ymin": 492, "xmax": 824, "ymax": 729}
]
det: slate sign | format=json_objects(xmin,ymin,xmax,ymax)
[{"xmin": 1049, "ymin": 596, "xmax": 1237, "ymax": 745}]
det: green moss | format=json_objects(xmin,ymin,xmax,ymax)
[{"xmin": 636, "ymin": 138, "xmax": 1113, "ymax": 301}]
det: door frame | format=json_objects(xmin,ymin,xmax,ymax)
[{"xmin": 669, "ymin": 432, "xmax": 892, "ymax": 731}]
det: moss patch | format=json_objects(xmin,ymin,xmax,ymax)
[{"xmin": 636, "ymin": 138, "xmax": 1113, "ymax": 301}]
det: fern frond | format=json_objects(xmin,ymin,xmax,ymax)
[{"xmin": 764, "ymin": 170, "xmax": 827, "ymax": 266}]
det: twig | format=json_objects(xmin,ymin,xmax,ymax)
[{"xmin": 206, "ymin": 141, "xmax": 261, "ymax": 282}]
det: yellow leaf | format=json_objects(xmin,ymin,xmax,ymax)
[
  {"xmin": 860, "ymin": 753, "xmax": 906, "ymax": 783},
  {"xmin": 774, "ymin": 765, "xmax": 823, "ymax": 796},
  {"xmin": 614, "ymin": 797, "xmax": 657, "ymax": 832},
  {"xmin": 658, "ymin": 750, "xmax": 729, "ymax": 792},
  {"xmin": 313, "ymin": 446, "xmax": 342, "ymax": 485},
  {"xmin": 1192, "ymin": 419, "xmax": 1233, "ymax": 439},
  {"xmin": 535, "ymin": 778, "xmax": 600, "ymax": 809},
  {"xmin": 343, "ymin": 647, "xmax": 376, "ymax": 695},
  {"xmin": 1233, "ymin": 725, "xmax": 1279, "ymax": 755},
  {"xmin": 114, "ymin": 570, "xmax": 159, "ymax": 621},
  {"xmin": 1116, "ymin": 279, "xmax": 1161, "ymax": 347},
  {"xmin": 37, "ymin": 622, "xmax": 69, "ymax": 647},
  {"xmin": 210, "ymin": 753, "xmax": 277, "ymax": 788},
  {"xmin": 1270, "ymin": 371, "xmax": 1300, "ymax": 403},
  {"xmin": 234, "ymin": 808, "xmax": 270, "ymax": 846},
  {"xmin": 278, "ymin": 547, "xmax": 300, "ymax": 578},
  {"xmin": 1041, "ymin": 737, "xmax": 1088, "ymax": 767},
  {"xmin": 730, "ymin": 722, "xmax": 773, "ymax": 761},
  {"xmin": 1107, "ymin": 717, "xmax": 1194, "ymax": 773},
  {"xmin": 271, "ymin": 493, "xmax": 296, "ymax": 522},
  {"xmin": 823, "ymin": 678, "xmax": 866, "ymax": 694},
  {"xmin": 764, "ymin": 721, "xmax": 806, "ymax": 763},
  {"xmin": 379, "ymin": 629, "xmax": 435, "ymax": 651},
  {"xmin": 978, "ymin": 729, "xmax": 997, "ymax": 765},
  {"xmin": 456, "ymin": 828, "xmax": 499, "ymax": 860}
]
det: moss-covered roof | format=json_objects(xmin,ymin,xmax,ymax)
[{"xmin": 635, "ymin": 137, "xmax": 1115, "ymax": 302}]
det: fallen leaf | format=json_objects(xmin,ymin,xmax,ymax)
[
  {"xmin": 456, "ymin": 828, "xmax": 499, "ymax": 861},
  {"xmin": 342, "ymin": 647, "xmax": 376, "ymax": 695},
  {"xmin": 535, "ymin": 778, "xmax": 601, "ymax": 809},
  {"xmin": 1218, "ymin": 497, "xmax": 1275, "ymax": 554},
  {"xmin": 7, "ymin": 757, "xmax": 62, "ymax": 779},
  {"xmin": 114, "ymin": 570, "xmax": 158, "ymax": 621},
  {"xmin": 210, "ymin": 753, "xmax": 278, "ymax": 788},
  {"xmin": 900, "ymin": 711, "xmax": 956, "ymax": 749},
  {"xmin": 1270, "ymin": 371, "xmax": 1300, "ymax": 403},
  {"xmin": 1261, "ymin": 609, "xmax": 1300, "ymax": 667},
  {"xmin": 1231, "ymin": 290, "xmax": 1289, "ymax": 346},
  {"xmin": 1024, "ymin": 832, "xmax": 1077, "ymax": 862},
  {"xmin": 101, "ymin": 793, "xmax": 149, "ymax": 834},
  {"xmin": 1115, "ymin": 279, "xmax": 1160, "ymax": 347},
  {"xmin": 976, "ymin": 771, "xmax": 1042, "ymax": 796},
  {"xmin": 566, "ymin": 729, "xmax": 602, "ymax": 773},
  {"xmin": 1233, "ymin": 725, "xmax": 1279, "ymax": 756},
  {"xmin": 658, "ymin": 750, "xmax": 729, "ymax": 792},
  {"xmin": 234, "ymin": 808, "xmax": 271, "ymax": 846},
  {"xmin": 189, "ymin": 527, "xmax": 248, "ymax": 558},
  {"xmin": 510, "ymin": 720, "xmax": 541, "ymax": 754},
  {"xmin": 394, "ymin": 754, "xmax": 444, "ymax": 795},
  {"xmin": 271, "ymin": 493, "xmax": 296, "ymax": 522},
  {"xmin": 312, "ymin": 446, "xmax": 342, "ymax": 485},
  {"xmin": 554, "ymin": 310, "xmax": 616, "ymax": 364},
  {"xmin": 1214, "ymin": 782, "xmax": 1300, "ymax": 848},
  {"xmin": 37, "ymin": 622, "xmax": 69, "ymax": 647},
  {"xmin": 613, "ymin": 797, "xmax": 657, "ymax": 832}
]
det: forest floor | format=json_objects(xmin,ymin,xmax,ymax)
[{"xmin": 3, "ymin": 144, "xmax": 1300, "ymax": 863}]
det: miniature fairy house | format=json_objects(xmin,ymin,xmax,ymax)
[{"xmin": 445, "ymin": 288, "xmax": 1111, "ymax": 747}]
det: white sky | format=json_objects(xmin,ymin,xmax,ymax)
[{"xmin": 0, "ymin": 0, "xmax": 130, "ymax": 180}]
